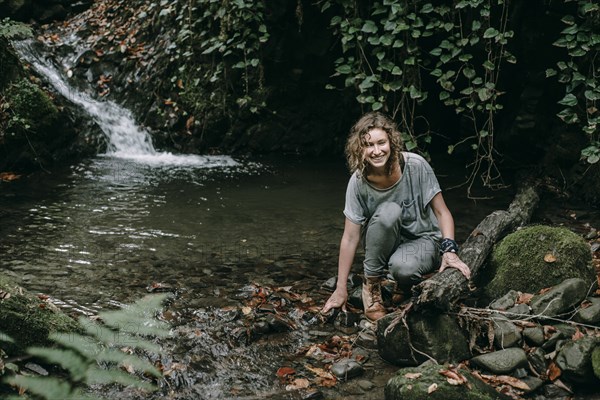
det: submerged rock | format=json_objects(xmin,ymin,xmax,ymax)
[{"xmin": 330, "ymin": 359, "xmax": 364, "ymax": 381}]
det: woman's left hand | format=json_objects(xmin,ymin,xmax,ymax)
[{"xmin": 439, "ymin": 252, "xmax": 471, "ymax": 279}]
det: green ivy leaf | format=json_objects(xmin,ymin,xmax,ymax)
[
  {"xmin": 545, "ymin": 68, "xmax": 557, "ymax": 77},
  {"xmin": 558, "ymin": 93, "xmax": 578, "ymax": 106},
  {"xmin": 483, "ymin": 28, "xmax": 499, "ymax": 39},
  {"xmin": 362, "ymin": 20, "xmax": 378, "ymax": 33},
  {"xmin": 372, "ymin": 102, "xmax": 384, "ymax": 111}
]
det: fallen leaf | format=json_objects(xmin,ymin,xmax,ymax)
[
  {"xmin": 544, "ymin": 253, "xmax": 557, "ymax": 263},
  {"xmin": 241, "ymin": 306, "xmax": 252, "ymax": 315},
  {"xmin": 548, "ymin": 361, "xmax": 562, "ymax": 381},
  {"xmin": 553, "ymin": 379, "xmax": 573, "ymax": 393},
  {"xmin": 276, "ymin": 367, "xmax": 296, "ymax": 379},
  {"xmin": 285, "ymin": 378, "xmax": 310, "ymax": 391},
  {"xmin": 427, "ymin": 383, "xmax": 438, "ymax": 394},
  {"xmin": 439, "ymin": 368, "xmax": 467, "ymax": 384},
  {"xmin": 494, "ymin": 375, "xmax": 530, "ymax": 391},
  {"xmin": 572, "ymin": 328, "xmax": 585, "ymax": 340},
  {"xmin": 516, "ymin": 292, "xmax": 533, "ymax": 304},
  {"xmin": 305, "ymin": 365, "xmax": 335, "ymax": 380},
  {"xmin": 315, "ymin": 377, "xmax": 337, "ymax": 387},
  {"xmin": 404, "ymin": 372, "xmax": 422, "ymax": 379},
  {"xmin": 0, "ymin": 172, "xmax": 21, "ymax": 182},
  {"xmin": 580, "ymin": 300, "xmax": 592, "ymax": 309}
]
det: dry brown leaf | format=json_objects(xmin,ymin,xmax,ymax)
[
  {"xmin": 572, "ymin": 328, "xmax": 585, "ymax": 340},
  {"xmin": 404, "ymin": 372, "xmax": 422, "ymax": 380},
  {"xmin": 305, "ymin": 365, "xmax": 335, "ymax": 380},
  {"xmin": 285, "ymin": 378, "xmax": 310, "ymax": 391},
  {"xmin": 548, "ymin": 361, "xmax": 562, "ymax": 381},
  {"xmin": 439, "ymin": 369, "xmax": 467, "ymax": 384},
  {"xmin": 494, "ymin": 375, "xmax": 530, "ymax": 391},
  {"xmin": 544, "ymin": 253, "xmax": 557, "ymax": 263},
  {"xmin": 516, "ymin": 292, "xmax": 533, "ymax": 305},
  {"xmin": 315, "ymin": 377, "xmax": 337, "ymax": 387},
  {"xmin": 580, "ymin": 300, "xmax": 593, "ymax": 309},
  {"xmin": 276, "ymin": 367, "xmax": 296, "ymax": 379},
  {"xmin": 241, "ymin": 306, "xmax": 252, "ymax": 315},
  {"xmin": 427, "ymin": 383, "xmax": 438, "ymax": 394},
  {"xmin": 0, "ymin": 172, "xmax": 21, "ymax": 182},
  {"xmin": 553, "ymin": 379, "xmax": 573, "ymax": 393}
]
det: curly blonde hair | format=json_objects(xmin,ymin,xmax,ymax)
[{"xmin": 345, "ymin": 112, "xmax": 404, "ymax": 178}]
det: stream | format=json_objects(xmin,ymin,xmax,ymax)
[{"xmin": 4, "ymin": 37, "xmax": 599, "ymax": 399}]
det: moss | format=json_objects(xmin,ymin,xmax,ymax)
[
  {"xmin": 593, "ymin": 346, "xmax": 600, "ymax": 381},
  {"xmin": 3, "ymin": 78, "xmax": 58, "ymax": 136},
  {"xmin": 485, "ymin": 225, "xmax": 594, "ymax": 299},
  {"xmin": 0, "ymin": 275, "xmax": 80, "ymax": 352}
]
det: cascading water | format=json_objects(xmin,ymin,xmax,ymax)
[{"xmin": 12, "ymin": 39, "xmax": 237, "ymax": 168}]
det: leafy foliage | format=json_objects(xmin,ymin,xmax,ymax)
[
  {"xmin": 0, "ymin": 18, "xmax": 32, "ymax": 40},
  {"xmin": 322, "ymin": 0, "xmax": 514, "ymax": 192},
  {"xmin": 546, "ymin": 0, "xmax": 600, "ymax": 164},
  {"xmin": 3, "ymin": 294, "xmax": 171, "ymax": 400}
]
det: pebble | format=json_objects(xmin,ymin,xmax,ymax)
[
  {"xmin": 330, "ymin": 359, "xmax": 364, "ymax": 381},
  {"xmin": 357, "ymin": 379, "xmax": 375, "ymax": 390}
]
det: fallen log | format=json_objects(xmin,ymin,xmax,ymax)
[{"xmin": 413, "ymin": 173, "xmax": 542, "ymax": 311}]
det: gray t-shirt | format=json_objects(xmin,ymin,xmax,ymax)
[{"xmin": 343, "ymin": 152, "xmax": 442, "ymax": 241}]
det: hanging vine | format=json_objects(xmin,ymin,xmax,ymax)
[
  {"xmin": 321, "ymin": 0, "xmax": 514, "ymax": 195},
  {"xmin": 547, "ymin": 0, "xmax": 600, "ymax": 165}
]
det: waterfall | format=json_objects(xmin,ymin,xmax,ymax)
[{"xmin": 12, "ymin": 40, "xmax": 237, "ymax": 168}]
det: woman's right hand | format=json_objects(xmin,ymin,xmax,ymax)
[{"xmin": 321, "ymin": 287, "xmax": 348, "ymax": 314}]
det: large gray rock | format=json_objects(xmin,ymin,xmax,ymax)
[
  {"xmin": 377, "ymin": 312, "xmax": 471, "ymax": 366},
  {"xmin": 593, "ymin": 346, "xmax": 600, "ymax": 380},
  {"xmin": 530, "ymin": 278, "xmax": 588, "ymax": 318}
]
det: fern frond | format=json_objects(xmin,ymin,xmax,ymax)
[
  {"xmin": 85, "ymin": 365, "xmax": 156, "ymax": 391},
  {"xmin": 7, "ymin": 376, "xmax": 72, "ymax": 399},
  {"xmin": 49, "ymin": 332, "xmax": 102, "ymax": 358},
  {"xmin": 27, "ymin": 347, "xmax": 89, "ymax": 382},
  {"xmin": 0, "ymin": 331, "xmax": 14, "ymax": 343},
  {"xmin": 78, "ymin": 317, "xmax": 162, "ymax": 353},
  {"xmin": 96, "ymin": 348, "xmax": 162, "ymax": 377},
  {"xmin": 98, "ymin": 294, "xmax": 171, "ymax": 338}
]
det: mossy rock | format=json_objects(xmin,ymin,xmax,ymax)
[
  {"xmin": 593, "ymin": 346, "xmax": 600, "ymax": 381},
  {"xmin": 385, "ymin": 362, "xmax": 510, "ymax": 400},
  {"xmin": 0, "ymin": 275, "xmax": 80, "ymax": 353},
  {"xmin": 3, "ymin": 78, "xmax": 59, "ymax": 136},
  {"xmin": 485, "ymin": 225, "xmax": 594, "ymax": 300}
]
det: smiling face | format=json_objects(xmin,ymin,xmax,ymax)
[{"xmin": 363, "ymin": 128, "xmax": 391, "ymax": 171}]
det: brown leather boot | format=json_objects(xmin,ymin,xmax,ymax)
[{"xmin": 362, "ymin": 275, "xmax": 387, "ymax": 321}]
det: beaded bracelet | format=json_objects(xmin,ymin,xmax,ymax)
[{"xmin": 440, "ymin": 238, "xmax": 459, "ymax": 254}]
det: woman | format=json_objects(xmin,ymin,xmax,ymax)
[{"xmin": 322, "ymin": 112, "xmax": 471, "ymax": 321}]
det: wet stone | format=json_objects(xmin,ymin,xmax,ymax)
[
  {"xmin": 505, "ymin": 303, "xmax": 530, "ymax": 319},
  {"xmin": 493, "ymin": 316, "xmax": 522, "ymax": 349},
  {"xmin": 520, "ymin": 376, "xmax": 544, "ymax": 394},
  {"xmin": 25, "ymin": 362, "xmax": 48, "ymax": 376},
  {"xmin": 542, "ymin": 332, "xmax": 564, "ymax": 351},
  {"xmin": 541, "ymin": 383, "xmax": 572, "ymax": 398},
  {"xmin": 470, "ymin": 348, "xmax": 528, "ymax": 374},
  {"xmin": 527, "ymin": 347, "xmax": 547, "ymax": 376},
  {"xmin": 523, "ymin": 326, "xmax": 545, "ymax": 347},
  {"xmin": 330, "ymin": 358, "xmax": 364, "ymax": 381},
  {"xmin": 355, "ymin": 330, "xmax": 377, "ymax": 349},
  {"xmin": 489, "ymin": 290, "xmax": 519, "ymax": 311},
  {"xmin": 574, "ymin": 297, "xmax": 600, "ymax": 325},
  {"xmin": 357, "ymin": 379, "xmax": 375, "ymax": 391}
]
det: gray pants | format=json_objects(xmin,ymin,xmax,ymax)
[{"xmin": 363, "ymin": 202, "xmax": 440, "ymax": 288}]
